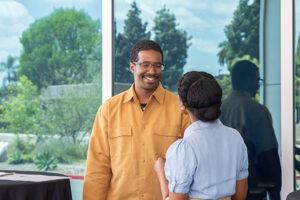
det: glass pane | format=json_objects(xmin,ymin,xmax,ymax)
[
  {"xmin": 295, "ymin": 0, "xmax": 300, "ymax": 190},
  {"xmin": 0, "ymin": 0, "xmax": 102, "ymax": 180},
  {"xmin": 113, "ymin": 0, "xmax": 281, "ymax": 199}
]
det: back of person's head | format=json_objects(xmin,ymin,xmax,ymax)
[
  {"xmin": 231, "ymin": 60, "xmax": 259, "ymax": 91},
  {"xmin": 130, "ymin": 40, "xmax": 163, "ymax": 63},
  {"xmin": 177, "ymin": 71, "xmax": 222, "ymax": 122}
]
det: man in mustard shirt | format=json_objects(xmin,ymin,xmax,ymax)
[{"xmin": 83, "ymin": 40, "xmax": 190, "ymax": 200}]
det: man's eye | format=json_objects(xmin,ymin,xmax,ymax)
[{"xmin": 142, "ymin": 63, "xmax": 150, "ymax": 67}]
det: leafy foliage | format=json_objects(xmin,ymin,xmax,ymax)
[
  {"xmin": 218, "ymin": 0, "xmax": 260, "ymax": 69},
  {"xmin": 18, "ymin": 8, "xmax": 101, "ymax": 89},
  {"xmin": 8, "ymin": 150, "xmax": 23, "ymax": 164},
  {"xmin": 7, "ymin": 135, "xmax": 35, "ymax": 164},
  {"xmin": 153, "ymin": 6, "xmax": 191, "ymax": 90},
  {"xmin": 0, "ymin": 55, "xmax": 18, "ymax": 88},
  {"xmin": 115, "ymin": 1, "xmax": 151, "ymax": 83},
  {"xmin": 0, "ymin": 76, "xmax": 40, "ymax": 134},
  {"xmin": 295, "ymin": 35, "xmax": 300, "ymax": 116},
  {"xmin": 216, "ymin": 74, "xmax": 231, "ymax": 100},
  {"xmin": 34, "ymin": 151, "xmax": 58, "ymax": 171},
  {"xmin": 32, "ymin": 91, "xmax": 101, "ymax": 144},
  {"xmin": 35, "ymin": 139, "xmax": 86, "ymax": 164}
]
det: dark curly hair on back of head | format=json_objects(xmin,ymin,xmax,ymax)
[
  {"xmin": 177, "ymin": 71, "xmax": 222, "ymax": 122},
  {"xmin": 130, "ymin": 40, "xmax": 163, "ymax": 63}
]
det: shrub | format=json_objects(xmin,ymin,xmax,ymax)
[
  {"xmin": 34, "ymin": 151, "xmax": 58, "ymax": 171},
  {"xmin": 34, "ymin": 139, "xmax": 86, "ymax": 164},
  {"xmin": 7, "ymin": 135, "xmax": 35, "ymax": 164},
  {"xmin": 8, "ymin": 149, "xmax": 23, "ymax": 164},
  {"xmin": 0, "ymin": 76, "xmax": 40, "ymax": 134}
]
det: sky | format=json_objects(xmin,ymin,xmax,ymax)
[
  {"xmin": 1, "ymin": 0, "xmax": 293, "ymax": 86},
  {"xmin": 0, "ymin": 0, "xmax": 101, "ymax": 84},
  {"xmin": 114, "ymin": 0, "xmax": 239, "ymax": 75}
]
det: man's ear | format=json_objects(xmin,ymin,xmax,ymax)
[{"xmin": 130, "ymin": 62, "xmax": 135, "ymax": 74}]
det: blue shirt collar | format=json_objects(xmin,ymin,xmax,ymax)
[{"xmin": 184, "ymin": 119, "xmax": 221, "ymax": 138}]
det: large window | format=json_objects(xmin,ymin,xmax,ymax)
[
  {"xmin": 113, "ymin": 0, "xmax": 243, "ymax": 95},
  {"xmin": 0, "ymin": 0, "xmax": 102, "ymax": 180},
  {"xmin": 112, "ymin": 0, "xmax": 282, "ymax": 199}
]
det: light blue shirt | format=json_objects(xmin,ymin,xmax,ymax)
[{"xmin": 165, "ymin": 119, "xmax": 248, "ymax": 199}]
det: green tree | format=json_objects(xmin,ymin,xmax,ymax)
[
  {"xmin": 0, "ymin": 76, "xmax": 40, "ymax": 133},
  {"xmin": 18, "ymin": 8, "xmax": 101, "ymax": 89},
  {"xmin": 153, "ymin": 6, "xmax": 191, "ymax": 91},
  {"xmin": 216, "ymin": 74, "xmax": 231, "ymax": 99},
  {"xmin": 294, "ymin": 35, "xmax": 300, "ymax": 119},
  {"xmin": 295, "ymin": 35, "xmax": 300, "ymax": 78},
  {"xmin": 32, "ymin": 93, "xmax": 101, "ymax": 144},
  {"xmin": 218, "ymin": 0, "xmax": 260, "ymax": 70},
  {"xmin": 115, "ymin": 1, "xmax": 150, "ymax": 83},
  {"xmin": 0, "ymin": 55, "xmax": 18, "ymax": 88}
]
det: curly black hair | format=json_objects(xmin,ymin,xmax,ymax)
[
  {"xmin": 177, "ymin": 71, "xmax": 222, "ymax": 122},
  {"xmin": 130, "ymin": 40, "xmax": 163, "ymax": 63}
]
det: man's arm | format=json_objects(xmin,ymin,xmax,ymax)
[
  {"xmin": 256, "ymin": 109, "xmax": 281, "ymax": 200},
  {"xmin": 258, "ymin": 148, "xmax": 281, "ymax": 200},
  {"xmin": 232, "ymin": 178, "xmax": 248, "ymax": 200},
  {"xmin": 83, "ymin": 105, "xmax": 112, "ymax": 200}
]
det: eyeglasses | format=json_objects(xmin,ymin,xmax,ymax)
[{"xmin": 133, "ymin": 62, "xmax": 165, "ymax": 70}]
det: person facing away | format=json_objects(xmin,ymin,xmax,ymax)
[
  {"xmin": 154, "ymin": 71, "xmax": 248, "ymax": 200},
  {"xmin": 220, "ymin": 60, "xmax": 281, "ymax": 200},
  {"xmin": 83, "ymin": 40, "xmax": 190, "ymax": 200}
]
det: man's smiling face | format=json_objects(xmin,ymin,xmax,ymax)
[{"xmin": 130, "ymin": 50, "xmax": 162, "ymax": 93}]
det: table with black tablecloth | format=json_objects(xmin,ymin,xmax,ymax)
[{"xmin": 0, "ymin": 170, "xmax": 72, "ymax": 200}]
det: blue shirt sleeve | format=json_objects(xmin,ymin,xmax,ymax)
[
  {"xmin": 164, "ymin": 139, "xmax": 197, "ymax": 194},
  {"xmin": 237, "ymin": 142, "xmax": 249, "ymax": 180}
]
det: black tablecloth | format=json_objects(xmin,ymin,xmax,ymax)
[{"xmin": 0, "ymin": 170, "xmax": 72, "ymax": 200}]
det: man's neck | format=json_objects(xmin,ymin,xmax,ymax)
[{"xmin": 134, "ymin": 86, "xmax": 157, "ymax": 104}]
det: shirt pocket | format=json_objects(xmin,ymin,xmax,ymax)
[
  {"xmin": 153, "ymin": 126, "xmax": 181, "ymax": 158},
  {"xmin": 109, "ymin": 126, "xmax": 132, "ymax": 158}
]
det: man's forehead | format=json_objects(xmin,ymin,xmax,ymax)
[{"xmin": 137, "ymin": 50, "xmax": 162, "ymax": 61}]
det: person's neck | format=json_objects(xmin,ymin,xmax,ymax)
[
  {"xmin": 187, "ymin": 109, "xmax": 199, "ymax": 123},
  {"xmin": 134, "ymin": 86, "xmax": 156, "ymax": 104}
]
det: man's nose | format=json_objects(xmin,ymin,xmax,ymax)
[{"xmin": 147, "ymin": 65, "xmax": 157, "ymax": 73}]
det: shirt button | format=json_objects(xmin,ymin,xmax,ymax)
[{"xmin": 172, "ymin": 181, "xmax": 175, "ymax": 185}]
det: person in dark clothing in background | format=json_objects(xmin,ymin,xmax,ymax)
[{"xmin": 220, "ymin": 60, "xmax": 281, "ymax": 200}]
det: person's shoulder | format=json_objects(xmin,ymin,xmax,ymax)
[
  {"xmin": 166, "ymin": 139, "xmax": 192, "ymax": 158},
  {"xmin": 221, "ymin": 123, "xmax": 245, "ymax": 142},
  {"xmin": 101, "ymin": 89, "xmax": 130, "ymax": 108}
]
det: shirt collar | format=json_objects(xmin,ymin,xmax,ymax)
[
  {"xmin": 123, "ymin": 82, "xmax": 165, "ymax": 104},
  {"xmin": 184, "ymin": 119, "xmax": 221, "ymax": 138},
  {"xmin": 229, "ymin": 90, "xmax": 251, "ymax": 98},
  {"xmin": 151, "ymin": 82, "xmax": 165, "ymax": 104}
]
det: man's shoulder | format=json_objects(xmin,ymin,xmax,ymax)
[{"xmin": 102, "ymin": 89, "xmax": 130, "ymax": 107}]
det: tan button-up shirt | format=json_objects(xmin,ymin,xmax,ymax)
[{"xmin": 83, "ymin": 83, "xmax": 190, "ymax": 200}]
